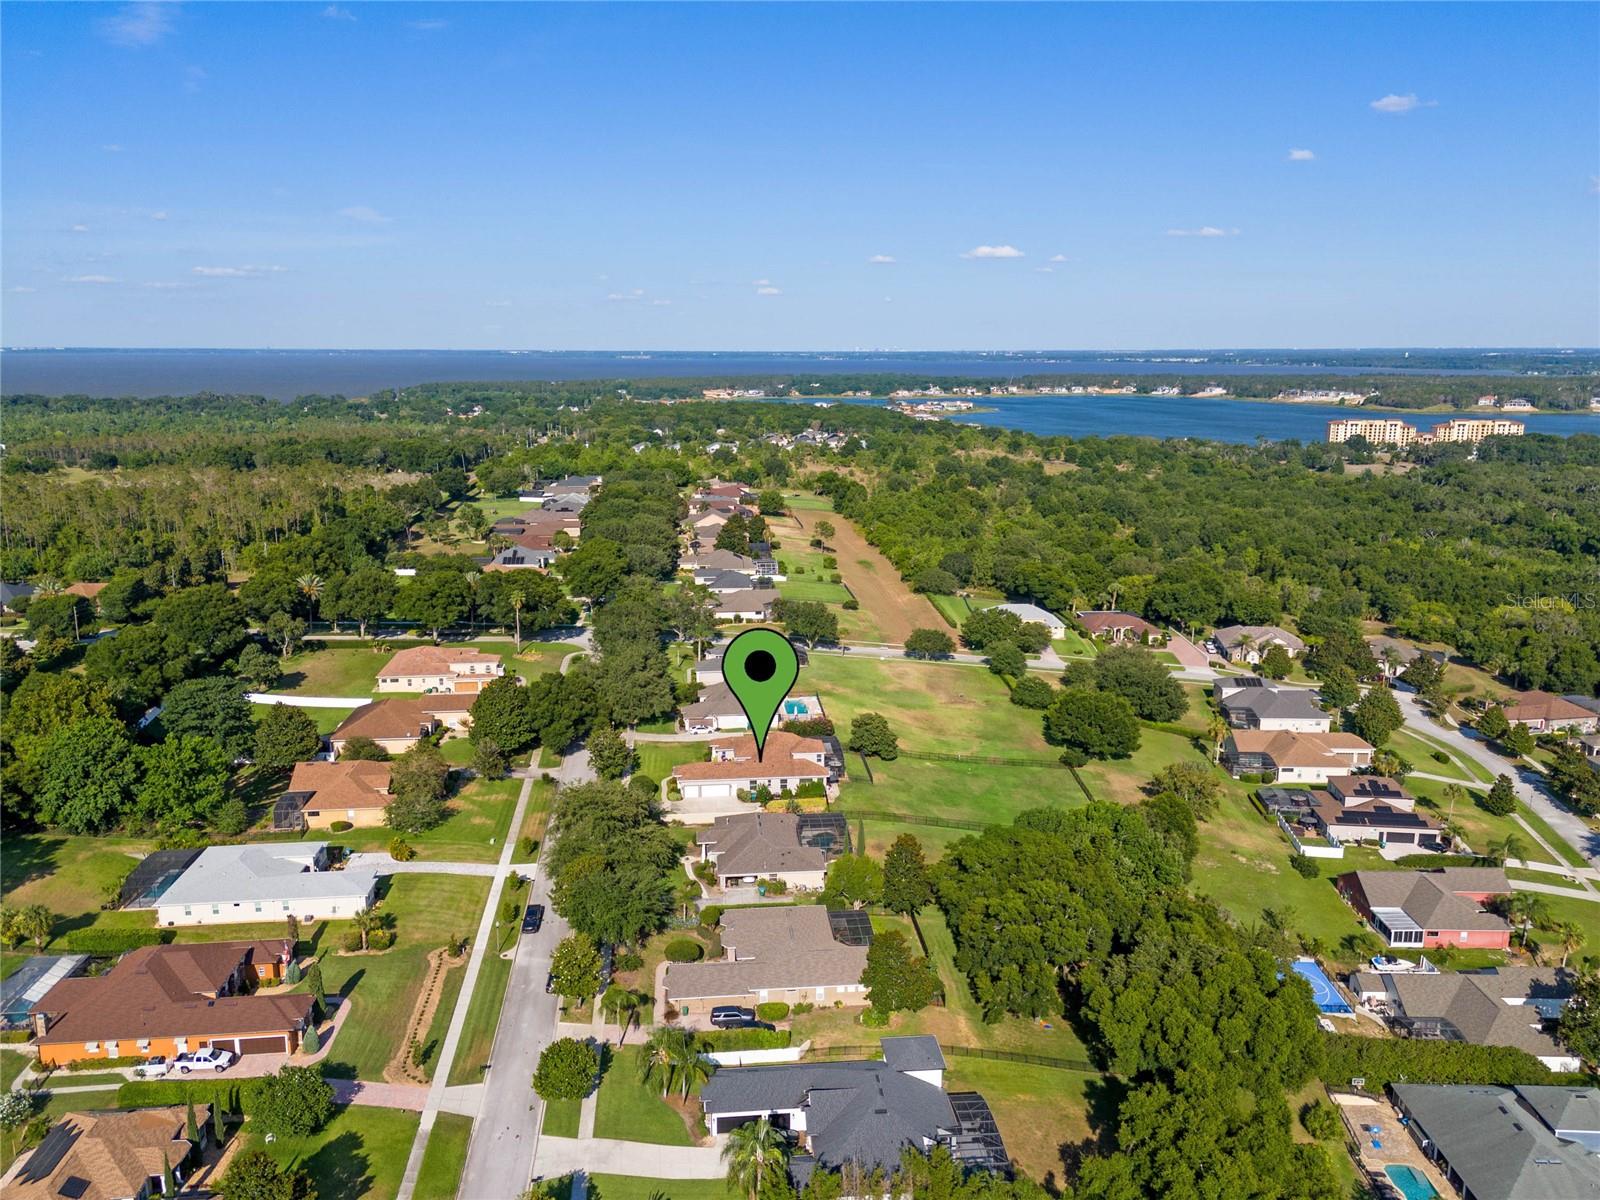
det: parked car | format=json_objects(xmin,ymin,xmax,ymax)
[
  {"xmin": 134, "ymin": 1056, "xmax": 171, "ymax": 1079},
  {"xmin": 176, "ymin": 1047, "xmax": 236, "ymax": 1073},
  {"xmin": 599, "ymin": 942, "xmax": 615, "ymax": 988},
  {"xmin": 710, "ymin": 1005, "xmax": 757, "ymax": 1029},
  {"xmin": 545, "ymin": 971, "xmax": 556, "ymax": 994},
  {"xmin": 523, "ymin": 903, "xmax": 545, "ymax": 934}
]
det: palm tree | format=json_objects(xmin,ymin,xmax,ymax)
[
  {"xmin": 297, "ymin": 574, "xmax": 324, "ymax": 629},
  {"xmin": 638, "ymin": 1026, "xmax": 711, "ymax": 1099},
  {"xmin": 1509, "ymin": 893, "xmax": 1550, "ymax": 948},
  {"xmin": 352, "ymin": 907, "xmax": 376, "ymax": 952},
  {"xmin": 509, "ymin": 589, "xmax": 525, "ymax": 652},
  {"xmin": 10, "ymin": 904, "xmax": 54, "ymax": 951},
  {"xmin": 722, "ymin": 1117, "xmax": 789, "ymax": 1200},
  {"xmin": 601, "ymin": 987, "xmax": 642, "ymax": 1044},
  {"xmin": 1489, "ymin": 833, "xmax": 1528, "ymax": 866},
  {"xmin": 1205, "ymin": 714, "xmax": 1229, "ymax": 764},
  {"xmin": 1556, "ymin": 921, "xmax": 1585, "ymax": 967}
]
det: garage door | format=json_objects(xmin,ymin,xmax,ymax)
[{"xmin": 234, "ymin": 1035, "xmax": 290, "ymax": 1056}]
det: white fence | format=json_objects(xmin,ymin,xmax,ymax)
[
  {"xmin": 704, "ymin": 1038, "xmax": 810, "ymax": 1067},
  {"xmin": 1278, "ymin": 812, "xmax": 1345, "ymax": 859},
  {"xmin": 246, "ymin": 693, "xmax": 369, "ymax": 708}
]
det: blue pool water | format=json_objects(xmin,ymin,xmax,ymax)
[{"xmin": 1384, "ymin": 1164, "xmax": 1438, "ymax": 1200}]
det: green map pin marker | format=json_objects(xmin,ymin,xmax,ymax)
[{"xmin": 721, "ymin": 628, "xmax": 801, "ymax": 761}]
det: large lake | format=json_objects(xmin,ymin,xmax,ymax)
[{"xmin": 1, "ymin": 348, "xmax": 1594, "ymax": 444}]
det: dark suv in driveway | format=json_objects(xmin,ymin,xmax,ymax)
[{"xmin": 710, "ymin": 1005, "xmax": 758, "ymax": 1029}]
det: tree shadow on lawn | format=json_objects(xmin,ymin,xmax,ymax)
[
  {"xmin": 0, "ymin": 834, "xmax": 64, "ymax": 894},
  {"xmin": 301, "ymin": 1129, "xmax": 373, "ymax": 1199},
  {"xmin": 1054, "ymin": 1075, "xmax": 1127, "ymax": 1193}
]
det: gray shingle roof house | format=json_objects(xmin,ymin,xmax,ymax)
[
  {"xmin": 154, "ymin": 843, "xmax": 377, "ymax": 927},
  {"xmin": 1216, "ymin": 681, "xmax": 1332, "ymax": 731},
  {"xmin": 663, "ymin": 905, "xmax": 870, "ymax": 1012},
  {"xmin": 694, "ymin": 812, "xmax": 846, "ymax": 889},
  {"xmin": 698, "ymin": 1037, "xmax": 1009, "ymax": 1184},
  {"xmin": 1391, "ymin": 1083, "xmax": 1600, "ymax": 1199},
  {"xmin": 990, "ymin": 603, "xmax": 1065, "ymax": 639},
  {"xmin": 0, "ymin": 581, "xmax": 36, "ymax": 612}
]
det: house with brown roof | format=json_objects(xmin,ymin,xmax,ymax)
[
  {"xmin": 30, "ymin": 940, "xmax": 310, "ymax": 1066},
  {"xmin": 1502, "ymin": 690, "xmax": 1599, "ymax": 735},
  {"xmin": 1310, "ymin": 776, "xmax": 1447, "ymax": 851},
  {"xmin": 694, "ymin": 811, "xmax": 847, "ymax": 890},
  {"xmin": 329, "ymin": 697, "xmax": 459, "ymax": 756},
  {"xmin": 281, "ymin": 760, "xmax": 392, "ymax": 830},
  {"xmin": 672, "ymin": 731, "xmax": 829, "ymax": 805},
  {"xmin": 1346, "ymin": 965, "xmax": 1577, "ymax": 1071},
  {"xmin": 1, "ymin": 1104, "xmax": 210, "ymax": 1200},
  {"xmin": 1212, "ymin": 624, "xmax": 1305, "ymax": 665},
  {"xmin": 1222, "ymin": 729, "xmax": 1374, "ymax": 783},
  {"xmin": 61, "ymin": 580, "xmax": 108, "ymax": 608},
  {"xmin": 1337, "ymin": 867, "xmax": 1511, "ymax": 950},
  {"xmin": 1074, "ymin": 610, "xmax": 1161, "ymax": 645},
  {"xmin": 376, "ymin": 646, "xmax": 504, "ymax": 694},
  {"xmin": 664, "ymin": 906, "xmax": 870, "ymax": 1017}
]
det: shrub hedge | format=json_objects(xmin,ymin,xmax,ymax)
[
  {"xmin": 57, "ymin": 927, "xmax": 176, "ymax": 954},
  {"xmin": 664, "ymin": 939, "xmax": 703, "ymax": 963},
  {"xmin": 700, "ymin": 1028, "xmax": 792, "ymax": 1051},
  {"xmin": 1321, "ymin": 1034, "xmax": 1589, "ymax": 1093}
]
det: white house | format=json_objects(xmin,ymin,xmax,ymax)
[
  {"xmin": 991, "ymin": 603, "xmax": 1066, "ymax": 640},
  {"xmin": 672, "ymin": 731, "xmax": 829, "ymax": 804},
  {"xmin": 154, "ymin": 844, "xmax": 377, "ymax": 927},
  {"xmin": 681, "ymin": 682, "xmax": 824, "ymax": 734}
]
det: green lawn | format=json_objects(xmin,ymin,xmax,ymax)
[
  {"xmin": 1406, "ymin": 775, "xmax": 1560, "ymax": 866},
  {"xmin": 0, "ymin": 832, "xmax": 152, "ymax": 937},
  {"xmin": 447, "ymin": 874, "xmax": 531, "ymax": 1086},
  {"xmin": 314, "ymin": 874, "xmax": 492, "ymax": 1082},
  {"xmin": 413, "ymin": 1112, "xmax": 472, "ymax": 1200},
  {"xmin": 541, "ymin": 1098, "xmax": 582, "ymax": 1137},
  {"xmin": 241, "ymin": 1103, "xmax": 420, "ymax": 1200},
  {"xmin": 929, "ymin": 593, "xmax": 972, "ymax": 628},
  {"xmin": 915, "ymin": 907, "xmax": 981, "ymax": 1023},
  {"xmin": 1075, "ymin": 725, "xmax": 1205, "ymax": 806},
  {"xmin": 269, "ymin": 640, "xmax": 576, "ymax": 700},
  {"xmin": 836, "ymin": 757, "xmax": 1076, "ymax": 846},
  {"xmin": 778, "ymin": 574, "xmax": 853, "ymax": 604},
  {"xmin": 0, "ymin": 1049, "xmax": 32, "ymax": 1091},
  {"xmin": 637, "ymin": 741, "xmax": 712, "ymax": 783},
  {"xmin": 1507, "ymin": 867, "xmax": 1585, "ymax": 890},
  {"xmin": 593, "ymin": 1045, "xmax": 698, "ymax": 1146},
  {"xmin": 1388, "ymin": 729, "xmax": 1475, "ymax": 782}
]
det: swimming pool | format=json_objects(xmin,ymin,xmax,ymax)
[{"xmin": 1384, "ymin": 1164, "xmax": 1439, "ymax": 1200}]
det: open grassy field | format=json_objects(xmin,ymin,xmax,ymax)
[
  {"xmin": 447, "ymin": 873, "xmax": 531, "ymax": 1086},
  {"xmin": 1388, "ymin": 728, "xmax": 1476, "ymax": 782},
  {"xmin": 837, "ymin": 758, "xmax": 1077, "ymax": 845},
  {"xmin": 593, "ymin": 1045, "xmax": 699, "ymax": 1145},
  {"xmin": 1403, "ymin": 775, "xmax": 1560, "ymax": 865},
  {"xmin": 413, "ymin": 1111, "xmax": 472, "ymax": 1200},
  {"xmin": 269, "ymin": 639, "xmax": 576, "ymax": 700},
  {"xmin": 314, "ymin": 873, "xmax": 492, "ymax": 1082},
  {"xmin": 0, "ymin": 832, "xmax": 151, "ymax": 937},
  {"xmin": 241, "ymin": 1103, "xmax": 419, "ymax": 1200},
  {"xmin": 773, "ymin": 536, "xmax": 854, "ymax": 605},
  {"xmin": 1075, "ymin": 724, "xmax": 1204, "ymax": 806},
  {"xmin": 805, "ymin": 654, "xmax": 1053, "ymax": 757}
]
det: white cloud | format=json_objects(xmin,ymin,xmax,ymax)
[
  {"xmin": 71, "ymin": 224, "xmax": 90, "ymax": 233},
  {"xmin": 756, "ymin": 285, "xmax": 782, "ymax": 296},
  {"xmin": 1048, "ymin": 254, "xmax": 1067, "ymax": 263},
  {"xmin": 1287, "ymin": 148, "xmax": 1316, "ymax": 161},
  {"xmin": 321, "ymin": 5, "xmax": 356, "ymax": 20},
  {"xmin": 1166, "ymin": 226, "xmax": 1239, "ymax": 238},
  {"xmin": 150, "ymin": 210, "xmax": 169, "ymax": 220},
  {"xmin": 10, "ymin": 286, "xmax": 37, "ymax": 294},
  {"xmin": 1034, "ymin": 267, "xmax": 1054, "ymax": 274},
  {"xmin": 143, "ymin": 281, "xmax": 189, "ymax": 289},
  {"xmin": 338, "ymin": 205, "xmax": 390, "ymax": 223},
  {"xmin": 191, "ymin": 265, "xmax": 287, "ymax": 277},
  {"xmin": 102, "ymin": 144, "xmax": 124, "ymax": 153},
  {"xmin": 1370, "ymin": 93, "xmax": 1436, "ymax": 114},
  {"xmin": 98, "ymin": 2, "xmax": 175, "ymax": 47},
  {"xmin": 606, "ymin": 289, "xmax": 647, "ymax": 302},
  {"xmin": 867, "ymin": 254, "xmax": 896, "ymax": 264},
  {"xmin": 406, "ymin": 18, "xmax": 448, "ymax": 30},
  {"xmin": 753, "ymin": 278, "xmax": 772, "ymax": 286},
  {"xmin": 961, "ymin": 244, "xmax": 1024, "ymax": 259},
  {"xmin": 65, "ymin": 274, "xmax": 118, "ymax": 285},
  {"xmin": 650, "ymin": 299, "xmax": 673, "ymax": 307}
]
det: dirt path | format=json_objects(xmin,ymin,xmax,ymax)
[
  {"xmin": 781, "ymin": 505, "xmax": 941, "ymax": 644},
  {"xmin": 385, "ymin": 947, "xmax": 462, "ymax": 1085}
]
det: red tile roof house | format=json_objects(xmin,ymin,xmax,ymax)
[
  {"xmin": 1336, "ymin": 868, "xmax": 1512, "ymax": 951},
  {"xmin": 1222, "ymin": 729, "xmax": 1375, "ymax": 784},
  {"xmin": 1, "ymin": 1103, "xmax": 212, "ymax": 1200},
  {"xmin": 1501, "ymin": 690, "xmax": 1600, "ymax": 735},
  {"xmin": 29, "ymin": 940, "xmax": 310, "ymax": 1067},
  {"xmin": 1074, "ymin": 610, "xmax": 1163, "ymax": 645},
  {"xmin": 280, "ymin": 759, "xmax": 392, "ymax": 830},
  {"xmin": 328, "ymin": 695, "xmax": 473, "ymax": 756},
  {"xmin": 672, "ymin": 731, "xmax": 830, "ymax": 805},
  {"xmin": 375, "ymin": 646, "xmax": 504, "ymax": 694}
]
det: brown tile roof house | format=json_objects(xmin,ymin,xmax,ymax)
[
  {"xmin": 1074, "ymin": 610, "xmax": 1161, "ymax": 643},
  {"xmin": 1337, "ymin": 868, "xmax": 1511, "ymax": 949},
  {"xmin": 376, "ymin": 645, "xmax": 504, "ymax": 693},
  {"xmin": 62, "ymin": 581, "xmax": 108, "ymax": 603},
  {"xmin": 673, "ymin": 732, "xmax": 830, "ymax": 805},
  {"xmin": 31, "ymin": 941, "xmax": 310, "ymax": 1066},
  {"xmin": 1502, "ymin": 690, "xmax": 1599, "ymax": 734},
  {"xmin": 1, "ymin": 1104, "xmax": 210, "ymax": 1200},
  {"xmin": 283, "ymin": 760, "xmax": 392, "ymax": 829},
  {"xmin": 1223, "ymin": 730, "xmax": 1374, "ymax": 782},
  {"xmin": 664, "ymin": 905, "xmax": 870, "ymax": 1010},
  {"xmin": 330, "ymin": 698, "xmax": 445, "ymax": 754},
  {"xmin": 1350, "ymin": 966, "xmax": 1577, "ymax": 1068},
  {"xmin": 695, "ymin": 812, "xmax": 842, "ymax": 888}
]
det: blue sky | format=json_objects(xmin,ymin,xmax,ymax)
[{"xmin": 2, "ymin": 2, "xmax": 1596, "ymax": 350}]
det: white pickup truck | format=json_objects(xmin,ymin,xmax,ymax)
[{"xmin": 175, "ymin": 1047, "xmax": 236, "ymax": 1073}]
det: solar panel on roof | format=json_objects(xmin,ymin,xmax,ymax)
[
  {"xmin": 19, "ymin": 1123, "xmax": 80, "ymax": 1182},
  {"xmin": 58, "ymin": 1177, "xmax": 91, "ymax": 1199}
]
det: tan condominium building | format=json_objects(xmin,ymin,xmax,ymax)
[
  {"xmin": 1326, "ymin": 418, "xmax": 1419, "ymax": 447},
  {"xmin": 1428, "ymin": 417, "xmax": 1526, "ymax": 442}
]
